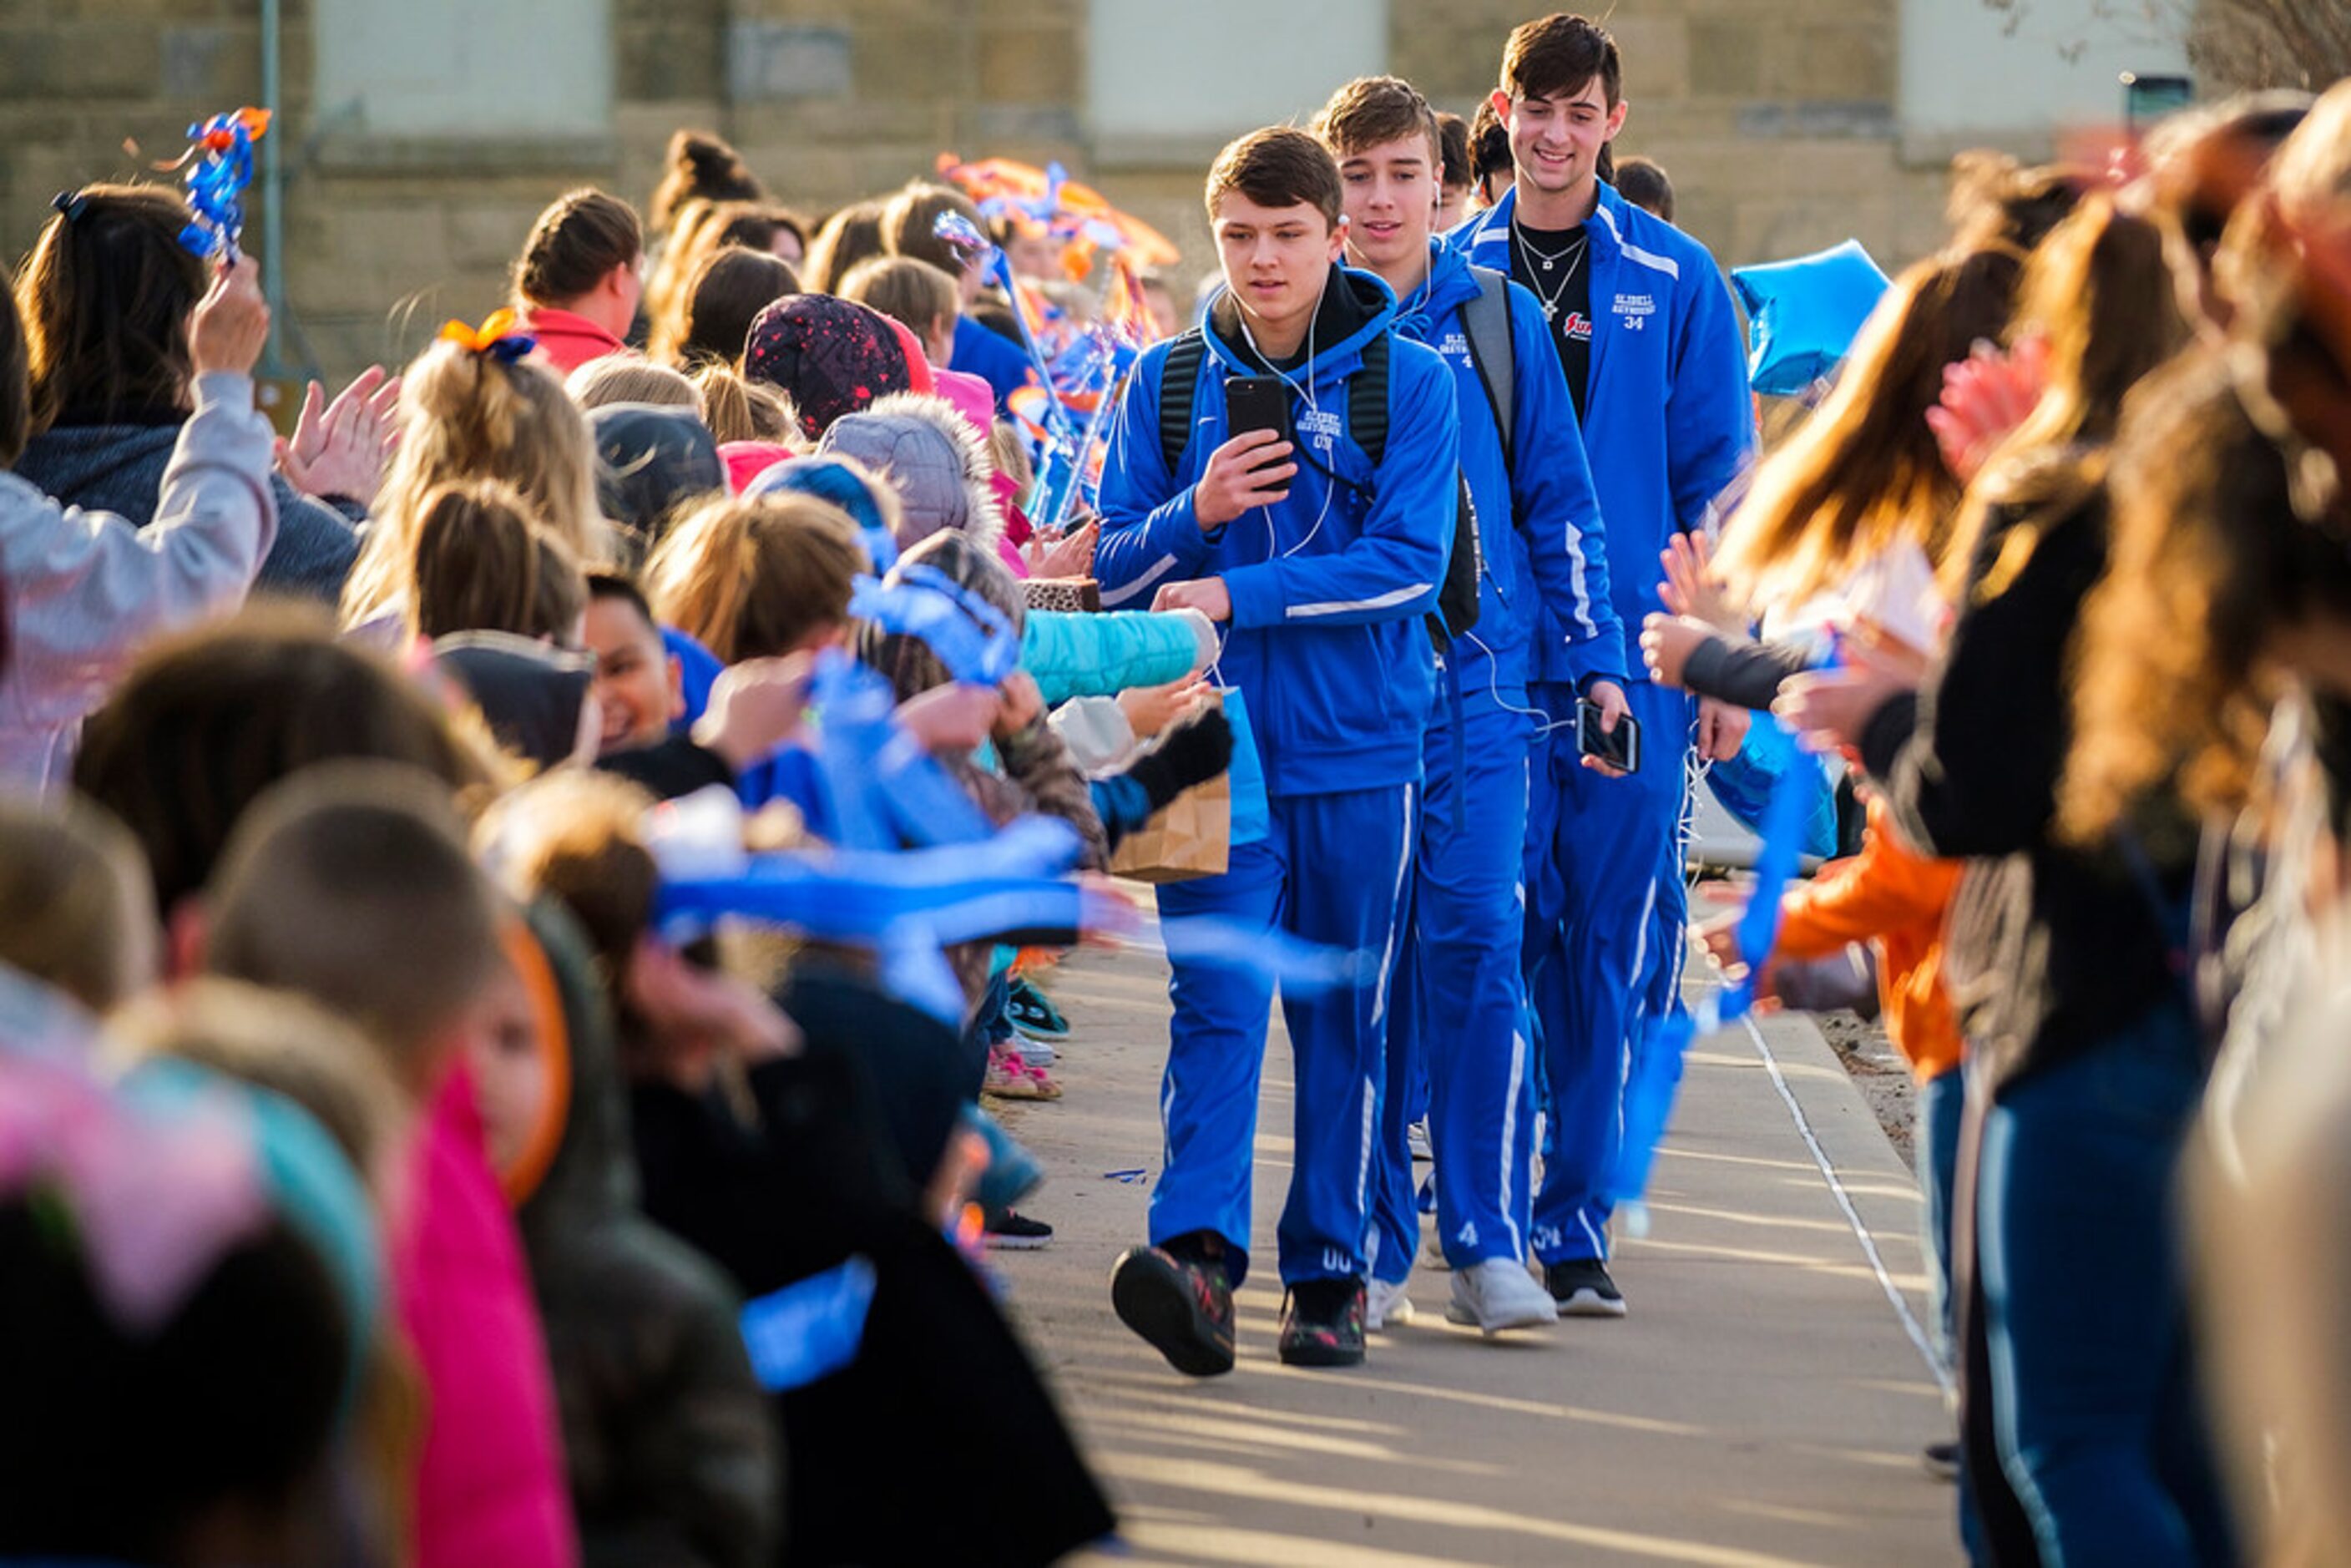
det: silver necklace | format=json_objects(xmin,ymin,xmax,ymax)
[{"xmin": 1511, "ymin": 219, "xmax": 1589, "ymax": 323}]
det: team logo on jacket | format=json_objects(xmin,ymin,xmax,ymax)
[
  {"xmin": 1438, "ymin": 331, "xmax": 1470, "ymax": 364},
  {"xmin": 1613, "ymin": 292, "xmax": 1656, "ymax": 332},
  {"xmin": 1297, "ymin": 405, "xmax": 1342, "ymax": 453}
]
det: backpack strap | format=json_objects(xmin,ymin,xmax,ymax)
[
  {"xmin": 1346, "ymin": 331, "xmax": 1390, "ymax": 467},
  {"xmin": 1461, "ymin": 266, "xmax": 1516, "ymax": 471},
  {"xmin": 1156, "ymin": 329, "xmax": 1207, "ymax": 476}
]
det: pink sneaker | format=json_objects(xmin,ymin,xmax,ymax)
[{"xmin": 983, "ymin": 1041, "xmax": 1061, "ymax": 1100}]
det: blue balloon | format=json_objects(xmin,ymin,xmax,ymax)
[{"xmin": 1731, "ymin": 240, "xmax": 1892, "ymax": 397}]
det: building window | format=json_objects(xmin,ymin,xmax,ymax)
[
  {"xmin": 314, "ymin": 0, "xmax": 613, "ymax": 140},
  {"xmin": 1086, "ymin": 0, "xmax": 1388, "ymax": 144}
]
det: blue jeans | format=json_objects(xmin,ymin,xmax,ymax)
[
  {"xmin": 1977, "ymin": 999, "xmax": 2230, "ymax": 1566},
  {"xmin": 1919, "ymin": 1065, "xmax": 1964, "ymax": 1374}
]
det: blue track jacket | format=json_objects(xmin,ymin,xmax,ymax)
[
  {"xmin": 1449, "ymin": 183, "xmax": 1754, "ymax": 675},
  {"xmin": 1399, "ymin": 240, "xmax": 1626, "ymax": 707},
  {"xmin": 1095, "ymin": 266, "xmax": 1460, "ymax": 798}
]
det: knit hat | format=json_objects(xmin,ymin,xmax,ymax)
[
  {"xmin": 742, "ymin": 295, "xmax": 913, "ymax": 442},
  {"xmin": 746, "ymin": 453, "xmax": 904, "ymax": 569},
  {"xmin": 817, "ymin": 392, "xmax": 1003, "ymax": 554},
  {"xmin": 588, "ymin": 402, "xmax": 723, "ymax": 549}
]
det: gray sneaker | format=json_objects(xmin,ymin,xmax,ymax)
[{"xmin": 1445, "ymin": 1259, "xmax": 1560, "ymax": 1334}]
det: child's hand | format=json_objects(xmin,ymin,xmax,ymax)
[
  {"xmin": 189, "ymin": 255, "xmax": 270, "ymax": 378},
  {"xmin": 1117, "ymin": 675, "xmax": 1210, "ymax": 741},
  {"xmin": 1658, "ymin": 530, "xmax": 1741, "ymax": 632},
  {"xmin": 695, "ymin": 655, "xmax": 815, "ymax": 771},
  {"xmin": 1029, "ymin": 517, "xmax": 1099, "ymax": 579},
  {"xmin": 897, "ymin": 683, "xmax": 1000, "ymax": 754},
  {"xmin": 1641, "ymin": 613, "xmax": 1719, "ymax": 690},
  {"xmin": 993, "ymin": 670, "xmax": 1044, "ymax": 736},
  {"xmin": 1153, "ymin": 578, "xmax": 1231, "ymax": 623},
  {"xmin": 276, "ymin": 363, "xmax": 402, "ymax": 507}
]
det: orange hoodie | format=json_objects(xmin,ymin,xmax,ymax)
[{"xmin": 1772, "ymin": 795, "xmax": 1964, "ymax": 1084}]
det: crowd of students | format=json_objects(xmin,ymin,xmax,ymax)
[{"xmin": 1, "ymin": 6, "xmax": 2347, "ymax": 1565}]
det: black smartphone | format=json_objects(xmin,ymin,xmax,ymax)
[
  {"xmin": 1577, "ymin": 700, "xmax": 1641, "ymax": 773},
  {"xmin": 1225, "ymin": 374, "xmax": 1293, "ymax": 448}
]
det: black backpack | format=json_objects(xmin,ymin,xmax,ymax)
[{"xmin": 1152, "ymin": 274, "xmax": 1519, "ymax": 650}]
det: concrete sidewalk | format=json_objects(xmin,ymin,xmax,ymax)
[{"xmin": 993, "ymin": 938, "xmax": 1963, "ymax": 1567}]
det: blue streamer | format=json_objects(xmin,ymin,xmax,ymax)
[
  {"xmin": 1155, "ymin": 914, "xmax": 1378, "ymax": 994},
  {"xmin": 848, "ymin": 568, "xmax": 1020, "ymax": 687},
  {"xmin": 740, "ymin": 1256, "xmax": 877, "ymax": 1391},
  {"xmin": 177, "ymin": 109, "xmax": 266, "ymax": 261},
  {"xmin": 1606, "ymin": 718, "xmax": 1825, "ymax": 1213},
  {"xmin": 808, "ymin": 654, "xmax": 997, "ymax": 852}
]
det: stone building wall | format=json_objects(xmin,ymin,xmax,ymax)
[{"xmin": 3, "ymin": 0, "xmax": 1965, "ymax": 389}]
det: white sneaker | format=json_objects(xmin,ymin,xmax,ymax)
[
  {"xmin": 1444, "ymin": 1259, "xmax": 1560, "ymax": 1335},
  {"xmin": 1014, "ymin": 1035, "xmax": 1057, "ymax": 1066},
  {"xmin": 1366, "ymin": 1277, "xmax": 1416, "ymax": 1332}
]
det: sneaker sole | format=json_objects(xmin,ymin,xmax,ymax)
[
  {"xmin": 1111, "ymin": 1252, "xmax": 1234, "ymax": 1378},
  {"xmin": 984, "ymin": 1232, "xmax": 1053, "ymax": 1251},
  {"xmin": 1277, "ymin": 1338, "xmax": 1366, "ymax": 1368},
  {"xmin": 1443, "ymin": 1300, "xmax": 1560, "ymax": 1334},
  {"xmin": 1555, "ymin": 1287, "xmax": 1628, "ymax": 1318}
]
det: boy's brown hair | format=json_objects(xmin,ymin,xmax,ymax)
[
  {"xmin": 644, "ymin": 493, "xmax": 868, "ymax": 663},
  {"xmin": 840, "ymin": 255, "xmax": 958, "ymax": 344},
  {"xmin": 1437, "ymin": 112, "xmax": 1473, "ymax": 191},
  {"xmin": 513, "ymin": 188, "xmax": 642, "ymax": 311},
  {"xmin": 408, "ymin": 479, "xmax": 588, "ymax": 644},
  {"xmin": 1204, "ymin": 128, "xmax": 1344, "ymax": 228},
  {"xmin": 1312, "ymin": 76, "xmax": 1443, "ymax": 168},
  {"xmin": 203, "ymin": 762, "xmax": 505, "ymax": 1088},
  {"xmin": 0, "ymin": 792, "xmax": 157, "ymax": 1013},
  {"xmin": 1500, "ymin": 13, "xmax": 1622, "ymax": 109}
]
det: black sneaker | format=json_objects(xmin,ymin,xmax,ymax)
[
  {"xmin": 1005, "ymin": 976, "xmax": 1070, "ymax": 1040},
  {"xmin": 983, "ymin": 1210, "xmax": 1054, "ymax": 1251},
  {"xmin": 1545, "ymin": 1258, "xmax": 1627, "ymax": 1318},
  {"xmin": 1922, "ymin": 1439, "xmax": 1961, "ymax": 1483},
  {"xmin": 1111, "ymin": 1242, "xmax": 1235, "ymax": 1377},
  {"xmin": 1277, "ymin": 1277, "xmax": 1368, "ymax": 1368}
]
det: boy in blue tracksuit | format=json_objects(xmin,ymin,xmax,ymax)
[
  {"xmin": 1450, "ymin": 15, "xmax": 1755, "ymax": 1317},
  {"xmin": 1095, "ymin": 127, "xmax": 1459, "ymax": 1373},
  {"xmin": 1312, "ymin": 77, "xmax": 1632, "ymax": 1338}
]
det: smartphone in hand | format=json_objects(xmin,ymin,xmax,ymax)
[
  {"xmin": 1225, "ymin": 375, "xmax": 1293, "ymax": 448},
  {"xmin": 1577, "ymin": 699, "xmax": 1641, "ymax": 773}
]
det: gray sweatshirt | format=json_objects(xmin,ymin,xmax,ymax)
[{"xmin": 0, "ymin": 371, "xmax": 278, "ymax": 792}]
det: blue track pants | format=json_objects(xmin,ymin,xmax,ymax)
[
  {"xmin": 1521, "ymin": 677, "xmax": 1693, "ymax": 1264},
  {"xmin": 1148, "ymin": 783, "xmax": 1418, "ymax": 1287},
  {"xmin": 1370, "ymin": 701, "xmax": 1539, "ymax": 1277}
]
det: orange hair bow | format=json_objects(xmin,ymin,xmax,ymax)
[{"xmin": 437, "ymin": 308, "xmax": 537, "ymax": 362}]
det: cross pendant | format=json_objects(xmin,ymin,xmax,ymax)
[{"xmin": 1542, "ymin": 300, "xmax": 1558, "ymax": 321}]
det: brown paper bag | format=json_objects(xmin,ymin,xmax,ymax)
[{"xmin": 1107, "ymin": 770, "xmax": 1231, "ymax": 883}]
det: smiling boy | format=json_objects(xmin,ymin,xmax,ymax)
[
  {"xmin": 1451, "ymin": 14, "xmax": 1755, "ymax": 1318},
  {"xmin": 1094, "ymin": 126, "xmax": 1459, "ymax": 1373},
  {"xmin": 1313, "ymin": 74, "xmax": 1631, "ymax": 1337}
]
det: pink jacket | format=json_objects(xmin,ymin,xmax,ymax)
[
  {"xmin": 933, "ymin": 367, "xmax": 1031, "ymax": 576},
  {"xmin": 394, "ymin": 1068, "xmax": 578, "ymax": 1568},
  {"xmin": 518, "ymin": 306, "xmax": 629, "ymax": 377}
]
